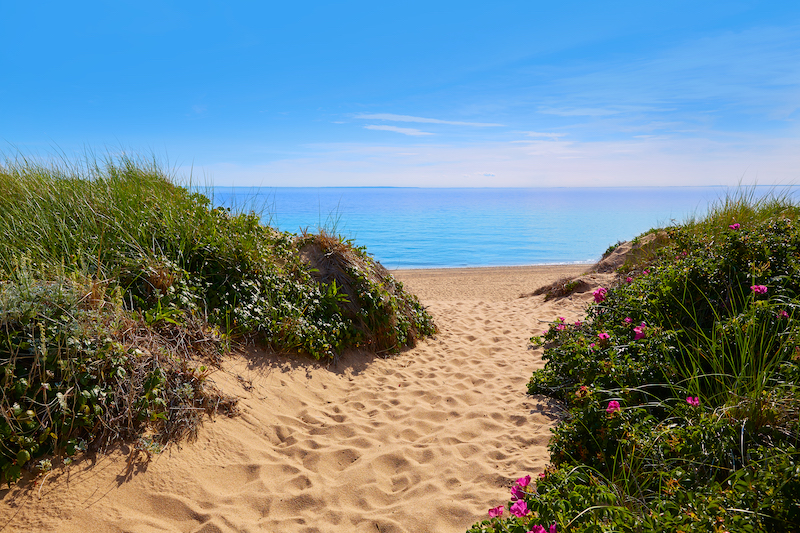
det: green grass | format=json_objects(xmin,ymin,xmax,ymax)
[
  {"xmin": 471, "ymin": 187, "xmax": 800, "ymax": 533},
  {"xmin": 0, "ymin": 151, "xmax": 435, "ymax": 485}
]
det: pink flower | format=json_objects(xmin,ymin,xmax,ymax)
[
  {"xmin": 606, "ymin": 400, "xmax": 621, "ymax": 414},
  {"xmin": 624, "ymin": 317, "xmax": 633, "ymax": 324},
  {"xmin": 634, "ymin": 323, "xmax": 646, "ymax": 340},
  {"xmin": 598, "ymin": 332, "xmax": 610, "ymax": 341},
  {"xmin": 558, "ymin": 316, "xmax": 565, "ymax": 322},
  {"xmin": 626, "ymin": 276, "xmax": 633, "ymax": 283},
  {"xmin": 488, "ymin": 506, "xmax": 504, "ymax": 518},
  {"xmin": 643, "ymin": 270, "xmax": 650, "ymax": 275},
  {"xmin": 550, "ymin": 525, "xmax": 557, "ymax": 533},
  {"xmin": 779, "ymin": 310, "xmax": 790, "ymax": 319},
  {"xmin": 516, "ymin": 475, "xmax": 532, "ymax": 487},
  {"xmin": 509, "ymin": 500, "xmax": 528, "ymax": 517},
  {"xmin": 574, "ymin": 320, "xmax": 582, "ymax": 327},
  {"xmin": 510, "ymin": 485, "xmax": 525, "ymax": 500},
  {"xmin": 529, "ymin": 526, "xmax": 546, "ymax": 533},
  {"xmin": 593, "ymin": 287, "xmax": 608, "ymax": 303},
  {"xmin": 538, "ymin": 472, "xmax": 546, "ymax": 479},
  {"xmin": 556, "ymin": 323, "xmax": 565, "ymax": 331},
  {"xmin": 588, "ymin": 342, "xmax": 595, "ymax": 349},
  {"xmin": 751, "ymin": 285, "xmax": 768, "ymax": 294},
  {"xmin": 729, "ymin": 223, "xmax": 740, "ymax": 230},
  {"xmin": 686, "ymin": 396, "xmax": 700, "ymax": 407}
]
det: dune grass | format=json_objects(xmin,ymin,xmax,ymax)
[
  {"xmin": 0, "ymin": 152, "xmax": 435, "ymax": 485},
  {"xmin": 471, "ymin": 188, "xmax": 800, "ymax": 532}
]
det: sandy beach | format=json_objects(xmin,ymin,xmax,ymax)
[{"xmin": 0, "ymin": 264, "xmax": 614, "ymax": 533}]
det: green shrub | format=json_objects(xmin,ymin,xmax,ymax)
[
  {"xmin": 0, "ymin": 152, "xmax": 435, "ymax": 484},
  {"xmin": 472, "ymin": 189, "xmax": 800, "ymax": 532}
]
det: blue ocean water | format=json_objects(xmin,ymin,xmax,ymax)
[{"xmin": 207, "ymin": 187, "xmax": 793, "ymax": 269}]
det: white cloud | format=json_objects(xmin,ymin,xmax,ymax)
[
  {"xmin": 520, "ymin": 131, "xmax": 568, "ymax": 139},
  {"xmin": 537, "ymin": 106, "xmax": 621, "ymax": 117},
  {"xmin": 356, "ymin": 113, "xmax": 503, "ymax": 127},
  {"xmin": 195, "ymin": 134, "xmax": 800, "ymax": 188},
  {"xmin": 364, "ymin": 125, "xmax": 433, "ymax": 136}
]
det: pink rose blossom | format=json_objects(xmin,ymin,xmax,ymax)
[
  {"xmin": 550, "ymin": 525, "xmax": 557, "ymax": 533},
  {"xmin": 593, "ymin": 287, "xmax": 608, "ymax": 303},
  {"xmin": 751, "ymin": 285, "xmax": 768, "ymax": 294},
  {"xmin": 606, "ymin": 400, "xmax": 621, "ymax": 414},
  {"xmin": 729, "ymin": 223, "xmax": 740, "ymax": 230},
  {"xmin": 529, "ymin": 526, "xmax": 546, "ymax": 533},
  {"xmin": 509, "ymin": 500, "xmax": 528, "ymax": 517},
  {"xmin": 634, "ymin": 323, "xmax": 646, "ymax": 340},
  {"xmin": 598, "ymin": 332, "xmax": 610, "ymax": 341},
  {"xmin": 624, "ymin": 317, "xmax": 633, "ymax": 324},
  {"xmin": 538, "ymin": 472, "xmax": 546, "ymax": 479},
  {"xmin": 556, "ymin": 323, "xmax": 565, "ymax": 331},
  {"xmin": 588, "ymin": 343, "xmax": 595, "ymax": 349},
  {"xmin": 516, "ymin": 475, "xmax": 532, "ymax": 487},
  {"xmin": 488, "ymin": 506, "xmax": 504, "ymax": 518},
  {"xmin": 626, "ymin": 276, "xmax": 633, "ymax": 283},
  {"xmin": 574, "ymin": 320, "xmax": 582, "ymax": 327},
  {"xmin": 686, "ymin": 396, "xmax": 700, "ymax": 407},
  {"xmin": 779, "ymin": 310, "xmax": 790, "ymax": 319},
  {"xmin": 510, "ymin": 485, "xmax": 524, "ymax": 500}
]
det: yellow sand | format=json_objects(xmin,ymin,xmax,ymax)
[{"xmin": 0, "ymin": 264, "xmax": 614, "ymax": 533}]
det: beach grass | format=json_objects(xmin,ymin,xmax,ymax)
[
  {"xmin": 0, "ymin": 152, "xmax": 435, "ymax": 485},
  {"xmin": 472, "ymin": 188, "xmax": 800, "ymax": 532}
]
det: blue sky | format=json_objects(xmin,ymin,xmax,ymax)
[{"xmin": 2, "ymin": 1, "xmax": 799, "ymax": 187}]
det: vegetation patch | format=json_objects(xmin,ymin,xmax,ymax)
[
  {"xmin": 0, "ymin": 153, "xmax": 435, "ymax": 485},
  {"xmin": 471, "ymin": 189, "xmax": 800, "ymax": 532}
]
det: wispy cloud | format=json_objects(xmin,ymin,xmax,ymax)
[
  {"xmin": 520, "ymin": 131, "xmax": 568, "ymax": 139},
  {"xmin": 197, "ymin": 134, "xmax": 800, "ymax": 188},
  {"xmin": 364, "ymin": 124, "xmax": 433, "ymax": 136},
  {"xmin": 537, "ymin": 106, "xmax": 621, "ymax": 117},
  {"xmin": 356, "ymin": 113, "xmax": 503, "ymax": 127}
]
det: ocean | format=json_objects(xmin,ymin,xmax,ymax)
[{"xmin": 207, "ymin": 187, "xmax": 792, "ymax": 269}]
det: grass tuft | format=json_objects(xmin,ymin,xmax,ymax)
[
  {"xmin": 471, "ymin": 187, "xmax": 800, "ymax": 533},
  {"xmin": 0, "ymin": 151, "xmax": 435, "ymax": 485}
]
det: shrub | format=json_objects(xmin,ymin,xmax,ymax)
[
  {"xmin": 473, "ymin": 189, "xmax": 800, "ymax": 532},
  {"xmin": 0, "ymin": 152, "xmax": 435, "ymax": 484}
]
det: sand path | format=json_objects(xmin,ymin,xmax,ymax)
[{"xmin": 1, "ymin": 265, "xmax": 608, "ymax": 533}]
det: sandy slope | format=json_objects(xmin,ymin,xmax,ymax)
[{"xmin": 0, "ymin": 264, "xmax": 612, "ymax": 533}]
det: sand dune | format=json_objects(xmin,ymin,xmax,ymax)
[{"xmin": 0, "ymin": 264, "xmax": 612, "ymax": 533}]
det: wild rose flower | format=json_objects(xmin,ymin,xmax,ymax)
[
  {"xmin": 556, "ymin": 323, "xmax": 565, "ymax": 331},
  {"xmin": 729, "ymin": 223, "xmax": 740, "ymax": 230},
  {"xmin": 606, "ymin": 400, "xmax": 621, "ymax": 414},
  {"xmin": 634, "ymin": 322, "xmax": 646, "ymax": 340},
  {"xmin": 538, "ymin": 472, "xmax": 546, "ymax": 479},
  {"xmin": 488, "ymin": 506, "xmax": 504, "ymax": 518},
  {"xmin": 509, "ymin": 500, "xmax": 528, "ymax": 517},
  {"xmin": 550, "ymin": 525, "xmax": 557, "ymax": 533},
  {"xmin": 779, "ymin": 310, "xmax": 790, "ymax": 319},
  {"xmin": 624, "ymin": 317, "xmax": 633, "ymax": 324},
  {"xmin": 626, "ymin": 276, "xmax": 633, "ymax": 283},
  {"xmin": 597, "ymin": 332, "xmax": 610, "ymax": 341},
  {"xmin": 516, "ymin": 475, "xmax": 532, "ymax": 487},
  {"xmin": 529, "ymin": 526, "xmax": 546, "ymax": 533},
  {"xmin": 588, "ymin": 342, "xmax": 596, "ymax": 350},
  {"xmin": 751, "ymin": 285, "xmax": 768, "ymax": 294},
  {"xmin": 593, "ymin": 287, "xmax": 608, "ymax": 303},
  {"xmin": 574, "ymin": 320, "xmax": 582, "ymax": 327},
  {"xmin": 510, "ymin": 485, "xmax": 525, "ymax": 500},
  {"xmin": 686, "ymin": 396, "xmax": 700, "ymax": 407}
]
